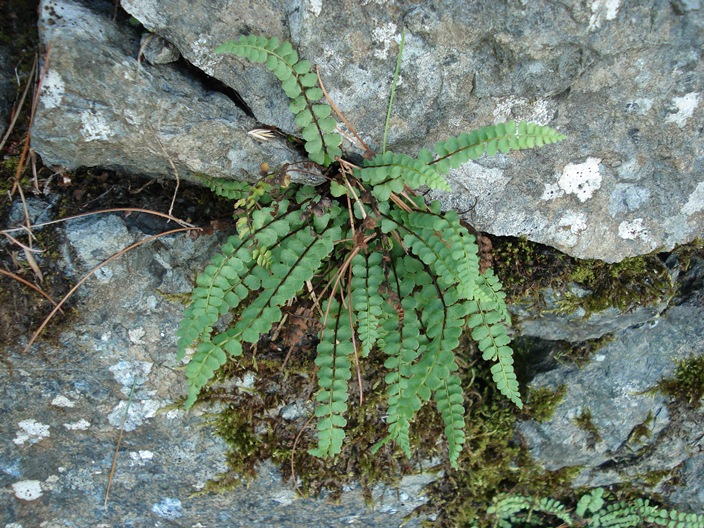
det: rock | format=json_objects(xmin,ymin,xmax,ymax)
[
  {"xmin": 511, "ymin": 279, "xmax": 674, "ymax": 342},
  {"xmin": 117, "ymin": 0, "xmax": 704, "ymax": 262},
  {"xmin": 31, "ymin": 0, "xmax": 309, "ymax": 183},
  {"xmin": 0, "ymin": 209, "xmax": 430, "ymax": 528},
  {"xmin": 139, "ymin": 33, "xmax": 180, "ymax": 65},
  {"xmin": 518, "ymin": 297, "xmax": 704, "ymax": 509}
]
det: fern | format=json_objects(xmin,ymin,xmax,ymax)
[
  {"xmin": 179, "ymin": 34, "xmax": 567, "ymax": 468},
  {"xmin": 487, "ymin": 488, "xmax": 704, "ymax": 528}
]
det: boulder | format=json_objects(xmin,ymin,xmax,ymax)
[
  {"xmin": 519, "ymin": 295, "xmax": 704, "ymax": 509},
  {"xmin": 31, "ymin": 0, "xmax": 309, "ymax": 183},
  {"xmin": 110, "ymin": 0, "xmax": 704, "ymax": 262}
]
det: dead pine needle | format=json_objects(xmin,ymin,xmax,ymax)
[
  {"xmin": 22, "ymin": 226, "xmax": 199, "ymax": 353},
  {"xmin": 104, "ymin": 376, "xmax": 137, "ymax": 509}
]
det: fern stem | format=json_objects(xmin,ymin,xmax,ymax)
[
  {"xmin": 382, "ymin": 28, "xmax": 405, "ymax": 154},
  {"xmin": 316, "ymin": 64, "xmax": 371, "ymax": 155}
]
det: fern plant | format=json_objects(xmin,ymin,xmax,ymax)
[
  {"xmin": 176, "ymin": 34, "xmax": 566, "ymax": 469},
  {"xmin": 485, "ymin": 488, "xmax": 704, "ymax": 528}
]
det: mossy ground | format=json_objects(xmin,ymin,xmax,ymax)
[{"xmin": 490, "ymin": 236, "xmax": 675, "ymax": 316}]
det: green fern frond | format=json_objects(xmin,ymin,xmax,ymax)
[
  {"xmin": 230, "ymin": 224, "xmax": 339, "ymax": 344},
  {"xmin": 215, "ymin": 35, "xmax": 342, "ymax": 166},
  {"xmin": 429, "ymin": 120, "xmax": 566, "ymax": 174},
  {"xmin": 357, "ymin": 151, "xmax": 451, "ymax": 201},
  {"xmin": 434, "ymin": 373, "xmax": 466, "ymax": 468},
  {"xmin": 392, "ymin": 208, "xmax": 479, "ymax": 300},
  {"xmin": 175, "ymin": 235, "xmax": 256, "ymax": 360},
  {"xmin": 371, "ymin": 255, "xmax": 425, "ymax": 458},
  {"xmin": 488, "ymin": 488, "xmax": 704, "ymax": 528},
  {"xmin": 309, "ymin": 297, "xmax": 354, "ymax": 459},
  {"xmin": 350, "ymin": 251, "xmax": 385, "ymax": 357},
  {"xmin": 466, "ymin": 300, "xmax": 521, "ymax": 408},
  {"xmin": 488, "ymin": 494, "xmax": 574, "ymax": 527},
  {"xmin": 193, "ymin": 173, "xmax": 252, "ymax": 200}
]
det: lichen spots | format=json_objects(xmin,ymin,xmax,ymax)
[{"xmin": 558, "ymin": 157, "xmax": 602, "ymax": 202}]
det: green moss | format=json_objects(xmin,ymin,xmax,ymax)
[
  {"xmin": 491, "ymin": 237, "xmax": 674, "ymax": 318},
  {"xmin": 641, "ymin": 469, "xmax": 673, "ymax": 488},
  {"xmin": 523, "ymin": 385, "xmax": 566, "ymax": 423},
  {"xmin": 552, "ymin": 335, "xmax": 615, "ymax": 368},
  {"xmin": 627, "ymin": 410, "xmax": 654, "ymax": 446},
  {"xmin": 656, "ymin": 354, "xmax": 704, "ymax": 408},
  {"xmin": 573, "ymin": 407, "xmax": 602, "ymax": 448}
]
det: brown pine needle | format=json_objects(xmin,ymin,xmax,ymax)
[
  {"xmin": 1, "ymin": 207, "xmax": 196, "ymax": 235},
  {"xmin": 0, "ymin": 268, "xmax": 61, "ymax": 309},
  {"xmin": 22, "ymin": 226, "xmax": 199, "ymax": 353},
  {"xmin": 104, "ymin": 376, "xmax": 137, "ymax": 509},
  {"xmin": 316, "ymin": 65, "xmax": 372, "ymax": 156}
]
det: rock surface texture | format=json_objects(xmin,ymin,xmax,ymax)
[
  {"xmin": 519, "ymin": 281, "xmax": 704, "ymax": 510},
  {"xmin": 32, "ymin": 0, "xmax": 704, "ymax": 262},
  {"xmin": 32, "ymin": 0, "xmax": 308, "ymax": 183}
]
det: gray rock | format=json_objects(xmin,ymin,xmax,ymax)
[
  {"xmin": 31, "ymin": 0, "xmax": 309, "ymax": 183},
  {"xmin": 118, "ymin": 0, "xmax": 704, "ymax": 262},
  {"xmin": 139, "ymin": 33, "xmax": 180, "ymax": 65},
  {"xmin": 519, "ymin": 299, "xmax": 704, "ymax": 499},
  {"xmin": 64, "ymin": 214, "xmax": 135, "ymax": 272},
  {"xmin": 512, "ymin": 280, "xmax": 673, "ymax": 342}
]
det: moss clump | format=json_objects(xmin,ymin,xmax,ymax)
[
  {"xmin": 552, "ymin": 335, "xmax": 615, "ymax": 368},
  {"xmin": 523, "ymin": 385, "xmax": 567, "ymax": 423},
  {"xmin": 656, "ymin": 354, "xmax": 704, "ymax": 408},
  {"xmin": 573, "ymin": 407, "xmax": 602, "ymax": 448},
  {"xmin": 491, "ymin": 237, "xmax": 674, "ymax": 317}
]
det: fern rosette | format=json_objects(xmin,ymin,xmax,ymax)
[{"xmin": 178, "ymin": 34, "xmax": 567, "ymax": 469}]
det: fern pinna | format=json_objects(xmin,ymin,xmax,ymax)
[{"xmin": 177, "ymin": 35, "xmax": 566, "ymax": 469}]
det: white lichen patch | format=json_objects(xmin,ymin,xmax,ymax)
[
  {"xmin": 40, "ymin": 69, "xmax": 65, "ymax": 110},
  {"xmin": 109, "ymin": 360, "xmax": 153, "ymax": 392},
  {"xmin": 12, "ymin": 480, "xmax": 43, "ymax": 501},
  {"xmin": 553, "ymin": 212, "xmax": 588, "ymax": 248},
  {"xmin": 13, "ymin": 419, "xmax": 50, "ymax": 445},
  {"xmin": 80, "ymin": 110, "xmax": 114, "ymax": 142},
  {"xmin": 666, "ymin": 92, "xmax": 700, "ymax": 127},
  {"xmin": 108, "ymin": 399, "xmax": 161, "ymax": 432},
  {"xmin": 618, "ymin": 218, "xmax": 649, "ymax": 241},
  {"xmin": 128, "ymin": 327, "xmax": 146, "ymax": 345},
  {"xmin": 589, "ymin": 0, "xmax": 620, "ymax": 30},
  {"xmin": 492, "ymin": 97, "xmax": 554, "ymax": 125},
  {"xmin": 306, "ymin": 0, "xmax": 323, "ymax": 16},
  {"xmin": 129, "ymin": 450, "xmax": 154, "ymax": 466},
  {"xmin": 541, "ymin": 182, "xmax": 564, "ymax": 201},
  {"xmin": 558, "ymin": 157, "xmax": 602, "ymax": 202},
  {"xmin": 51, "ymin": 395, "xmax": 75, "ymax": 408},
  {"xmin": 682, "ymin": 181, "xmax": 704, "ymax": 216},
  {"xmin": 63, "ymin": 419, "xmax": 91, "ymax": 431},
  {"xmin": 371, "ymin": 22, "xmax": 398, "ymax": 59},
  {"xmin": 560, "ymin": 212, "xmax": 588, "ymax": 234}
]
